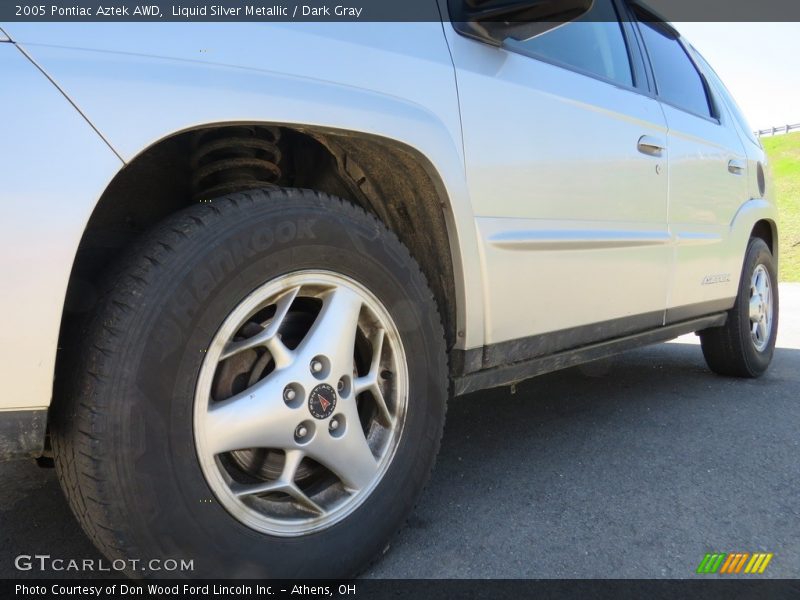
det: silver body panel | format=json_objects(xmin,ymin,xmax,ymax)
[
  {"xmin": 0, "ymin": 42, "xmax": 122, "ymax": 413},
  {"xmin": 0, "ymin": 20, "xmax": 777, "ymax": 412},
  {"xmin": 445, "ymin": 27, "xmax": 673, "ymax": 343}
]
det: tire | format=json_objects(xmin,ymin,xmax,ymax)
[
  {"xmin": 51, "ymin": 188, "xmax": 448, "ymax": 578},
  {"xmin": 700, "ymin": 237, "xmax": 779, "ymax": 378}
]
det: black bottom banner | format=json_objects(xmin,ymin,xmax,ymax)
[{"xmin": 4, "ymin": 579, "xmax": 800, "ymax": 600}]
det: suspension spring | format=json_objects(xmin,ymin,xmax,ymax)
[{"xmin": 191, "ymin": 126, "xmax": 282, "ymax": 201}]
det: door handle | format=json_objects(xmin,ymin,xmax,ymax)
[
  {"xmin": 637, "ymin": 135, "xmax": 665, "ymax": 157},
  {"xmin": 728, "ymin": 159, "xmax": 746, "ymax": 175}
]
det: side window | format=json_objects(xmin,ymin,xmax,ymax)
[
  {"xmin": 691, "ymin": 47, "xmax": 758, "ymax": 143},
  {"xmin": 504, "ymin": 0, "xmax": 633, "ymax": 87},
  {"xmin": 638, "ymin": 22, "xmax": 712, "ymax": 118}
]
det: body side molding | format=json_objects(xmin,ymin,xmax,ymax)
[{"xmin": 488, "ymin": 229, "xmax": 671, "ymax": 251}]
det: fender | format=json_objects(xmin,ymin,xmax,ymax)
[
  {"xmin": 0, "ymin": 22, "xmax": 487, "ymax": 411},
  {"xmin": 726, "ymin": 197, "xmax": 779, "ymax": 284},
  {"xmin": 0, "ymin": 43, "xmax": 122, "ymax": 413}
]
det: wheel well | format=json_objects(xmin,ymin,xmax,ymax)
[
  {"xmin": 751, "ymin": 219, "xmax": 776, "ymax": 256},
  {"xmin": 60, "ymin": 124, "xmax": 459, "ymax": 356}
]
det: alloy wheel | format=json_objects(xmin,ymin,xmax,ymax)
[{"xmin": 194, "ymin": 271, "xmax": 408, "ymax": 536}]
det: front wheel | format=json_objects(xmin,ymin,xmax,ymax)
[
  {"xmin": 51, "ymin": 188, "xmax": 448, "ymax": 578},
  {"xmin": 700, "ymin": 237, "xmax": 779, "ymax": 378}
]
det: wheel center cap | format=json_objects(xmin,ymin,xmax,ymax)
[{"xmin": 308, "ymin": 383, "xmax": 337, "ymax": 419}]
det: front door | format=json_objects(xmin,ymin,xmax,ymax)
[{"xmin": 444, "ymin": 0, "xmax": 671, "ymax": 365}]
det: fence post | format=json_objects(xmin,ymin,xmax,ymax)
[{"xmin": 754, "ymin": 123, "xmax": 798, "ymax": 137}]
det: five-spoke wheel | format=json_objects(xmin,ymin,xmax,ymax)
[
  {"xmin": 51, "ymin": 188, "xmax": 448, "ymax": 578},
  {"xmin": 748, "ymin": 264, "xmax": 773, "ymax": 352},
  {"xmin": 701, "ymin": 236, "xmax": 778, "ymax": 378},
  {"xmin": 195, "ymin": 272, "xmax": 408, "ymax": 535}
]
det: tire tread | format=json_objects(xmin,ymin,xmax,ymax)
[{"xmin": 51, "ymin": 187, "xmax": 448, "ymax": 576}]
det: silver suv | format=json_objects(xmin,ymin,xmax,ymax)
[{"xmin": 0, "ymin": 0, "xmax": 778, "ymax": 578}]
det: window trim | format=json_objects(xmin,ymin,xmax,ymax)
[
  {"xmin": 445, "ymin": 0, "xmax": 724, "ymax": 121},
  {"xmin": 629, "ymin": 6, "xmax": 722, "ymax": 124},
  {"xmin": 617, "ymin": 13, "xmax": 650, "ymax": 92},
  {"xmin": 500, "ymin": 41, "xmax": 638, "ymax": 94},
  {"xmin": 494, "ymin": 0, "xmax": 645, "ymax": 94},
  {"xmin": 615, "ymin": 0, "xmax": 656, "ymax": 94},
  {"xmin": 689, "ymin": 44, "xmax": 760, "ymax": 144}
]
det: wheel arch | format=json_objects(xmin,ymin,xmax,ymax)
[
  {"xmin": 726, "ymin": 198, "xmax": 779, "ymax": 290},
  {"xmin": 750, "ymin": 218, "xmax": 778, "ymax": 260},
  {"xmin": 56, "ymin": 123, "xmax": 470, "ymax": 408}
]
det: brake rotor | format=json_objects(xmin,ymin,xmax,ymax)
[{"xmin": 212, "ymin": 317, "xmax": 317, "ymax": 482}]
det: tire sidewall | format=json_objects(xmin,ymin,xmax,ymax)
[
  {"xmin": 736, "ymin": 238, "xmax": 779, "ymax": 375},
  {"xmin": 103, "ymin": 193, "xmax": 445, "ymax": 577}
]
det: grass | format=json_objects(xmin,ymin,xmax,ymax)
[{"xmin": 761, "ymin": 131, "xmax": 800, "ymax": 282}]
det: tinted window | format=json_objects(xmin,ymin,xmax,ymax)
[
  {"xmin": 504, "ymin": 0, "xmax": 633, "ymax": 87},
  {"xmin": 691, "ymin": 47, "xmax": 757, "ymax": 142},
  {"xmin": 639, "ymin": 22, "xmax": 712, "ymax": 117}
]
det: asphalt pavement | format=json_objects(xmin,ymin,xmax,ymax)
[{"xmin": 2, "ymin": 285, "xmax": 798, "ymax": 579}]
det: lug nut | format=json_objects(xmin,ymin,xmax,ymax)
[
  {"xmin": 284, "ymin": 387, "xmax": 296, "ymax": 402},
  {"xmin": 296, "ymin": 425, "xmax": 308, "ymax": 438},
  {"xmin": 329, "ymin": 418, "xmax": 339, "ymax": 431},
  {"xmin": 311, "ymin": 360, "xmax": 323, "ymax": 374},
  {"xmin": 337, "ymin": 378, "xmax": 345, "ymax": 392}
]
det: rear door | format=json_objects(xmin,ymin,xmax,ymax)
[
  {"xmin": 634, "ymin": 17, "xmax": 749, "ymax": 321},
  {"xmin": 444, "ymin": 0, "xmax": 671, "ymax": 365}
]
